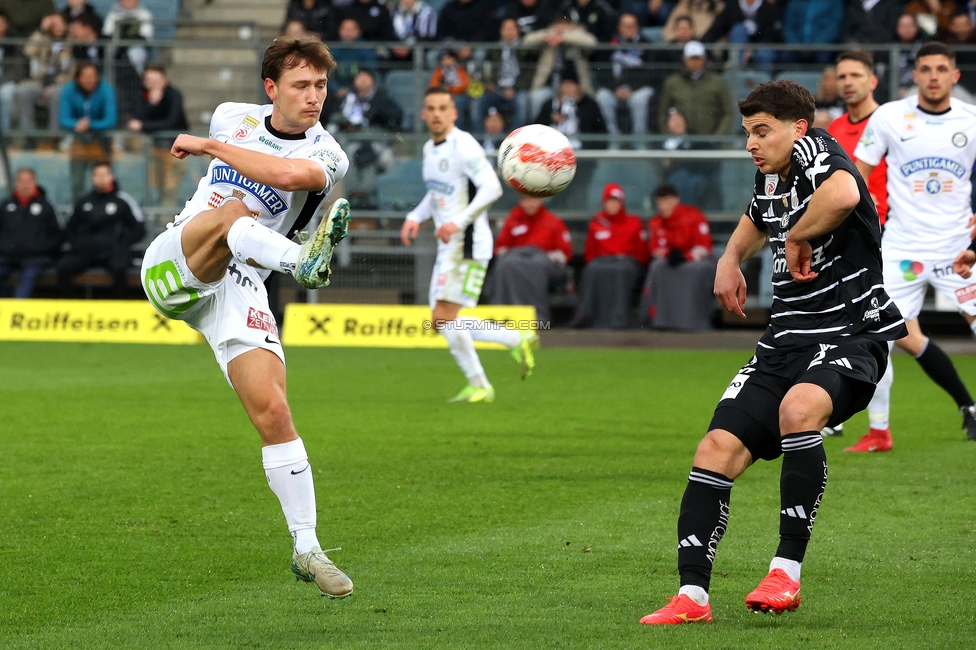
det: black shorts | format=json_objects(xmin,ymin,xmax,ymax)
[{"xmin": 709, "ymin": 337, "xmax": 888, "ymax": 461}]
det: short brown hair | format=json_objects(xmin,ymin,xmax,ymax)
[
  {"xmin": 424, "ymin": 85, "xmax": 454, "ymax": 100},
  {"xmin": 836, "ymin": 50, "xmax": 874, "ymax": 71},
  {"xmin": 262, "ymin": 36, "xmax": 336, "ymax": 82},
  {"xmin": 916, "ymin": 41, "xmax": 956, "ymax": 65},
  {"xmin": 144, "ymin": 63, "xmax": 167, "ymax": 76},
  {"xmin": 738, "ymin": 80, "xmax": 815, "ymax": 127}
]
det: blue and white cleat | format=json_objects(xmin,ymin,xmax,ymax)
[{"xmin": 293, "ymin": 198, "xmax": 351, "ymax": 289}]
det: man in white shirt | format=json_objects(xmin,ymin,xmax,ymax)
[
  {"xmin": 400, "ymin": 86, "xmax": 538, "ymax": 402},
  {"xmin": 850, "ymin": 42, "xmax": 976, "ymax": 452},
  {"xmin": 140, "ymin": 36, "xmax": 355, "ymax": 598}
]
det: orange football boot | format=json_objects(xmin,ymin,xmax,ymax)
[
  {"xmin": 745, "ymin": 568, "xmax": 801, "ymax": 614},
  {"xmin": 640, "ymin": 594, "xmax": 713, "ymax": 625},
  {"xmin": 844, "ymin": 427, "xmax": 893, "ymax": 453}
]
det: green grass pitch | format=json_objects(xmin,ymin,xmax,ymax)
[{"xmin": 1, "ymin": 341, "xmax": 974, "ymax": 648}]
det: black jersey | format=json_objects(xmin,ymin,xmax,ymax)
[{"xmin": 746, "ymin": 128, "xmax": 907, "ymax": 351}]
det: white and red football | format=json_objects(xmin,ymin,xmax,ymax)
[{"xmin": 497, "ymin": 125, "xmax": 577, "ymax": 198}]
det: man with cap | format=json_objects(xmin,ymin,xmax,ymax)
[
  {"xmin": 657, "ymin": 40, "xmax": 733, "ymax": 136},
  {"xmin": 571, "ymin": 183, "xmax": 648, "ymax": 328}
]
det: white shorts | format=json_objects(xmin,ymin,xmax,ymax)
[
  {"xmin": 428, "ymin": 243, "xmax": 488, "ymax": 309},
  {"xmin": 883, "ymin": 257, "xmax": 976, "ymax": 321},
  {"xmin": 141, "ymin": 217, "xmax": 285, "ymax": 384}
]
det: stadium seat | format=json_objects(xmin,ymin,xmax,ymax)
[
  {"xmin": 586, "ymin": 160, "xmax": 657, "ymax": 213},
  {"xmin": 775, "ymin": 71, "xmax": 824, "ymax": 96},
  {"xmin": 384, "ymin": 70, "xmax": 419, "ymax": 131},
  {"xmin": 376, "ymin": 159, "xmax": 426, "ymax": 210},
  {"xmin": 724, "ymin": 70, "xmax": 772, "ymax": 101}
]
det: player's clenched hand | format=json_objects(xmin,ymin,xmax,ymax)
[
  {"xmin": 171, "ymin": 134, "xmax": 209, "ymax": 159},
  {"xmin": 436, "ymin": 222, "xmax": 460, "ymax": 243},
  {"xmin": 400, "ymin": 219, "xmax": 419, "ymax": 246},
  {"xmin": 954, "ymin": 249, "xmax": 976, "ymax": 279},
  {"xmin": 785, "ymin": 239, "xmax": 817, "ymax": 282},
  {"xmin": 714, "ymin": 257, "xmax": 748, "ymax": 318}
]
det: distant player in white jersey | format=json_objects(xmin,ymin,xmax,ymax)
[
  {"xmin": 850, "ymin": 42, "xmax": 976, "ymax": 452},
  {"xmin": 399, "ymin": 86, "xmax": 538, "ymax": 403},
  {"xmin": 140, "ymin": 36, "xmax": 356, "ymax": 598}
]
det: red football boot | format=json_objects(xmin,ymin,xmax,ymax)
[
  {"xmin": 844, "ymin": 427, "xmax": 893, "ymax": 453},
  {"xmin": 745, "ymin": 568, "xmax": 801, "ymax": 614},
  {"xmin": 640, "ymin": 594, "xmax": 713, "ymax": 625}
]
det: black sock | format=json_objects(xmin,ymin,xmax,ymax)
[
  {"xmin": 677, "ymin": 467, "xmax": 733, "ymax": 591},
  {"xmin": 915, "ymin": 341, "xmax": 974, "ymax": 408},
  {"xmin": 776, "ymin": 432, "xmax": 828, "ymax": 563}
]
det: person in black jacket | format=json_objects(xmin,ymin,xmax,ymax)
[
  {"xmin": 437, "ymin": 0, "xmax": 498, "ymax": 42},
  {"xmin": 0, "ymin": 168, "xmax": 62, "ymax": 298},
  {"xmin": 57, "ymin": 162, "xmax": 145, "ymax": 298},
  {"xmin": 338, "ymin": 0, "xmax": 395, "ymax": 42},
  {"xmin": 127, "ymin": 64, "xmax": 190, "ymax": 208},
  {"xmin": 558, "ymin": 0, "xmax": 617, "ymax": 42},
  {"xmin": 596, "ymin": 13, "xmax": 655, "ymax": 139},
  {"xmin": 701, "ymin": 0, "xmax": 783, "ymax": 66},
  {"xmin": 284, "ymin": 0, "xmax": 334, "ymax": 40}
]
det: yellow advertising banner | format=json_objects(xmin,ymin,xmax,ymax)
[
  {"xmin": 0, "ymin": 299, "xmax": 202, "ymax": 344},
  {"xmin": 283, "ymin": 304, "xmax": 538, "ymax": 348}
]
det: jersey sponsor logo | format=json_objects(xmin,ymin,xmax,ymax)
[
  {"xmin": 309, "ymin": 148, "xmax": 341, "ymax": 172},
  {"xmin": 953, "ymin": 132, "xmax": 968, "ymax": 147},
  {"xmin": 439, "ymin": 159, "xmax": 449, "ymax": 172},
  {"xmin": 764, "ymin": 174, "xmax": 777, "ymax": 195},
  {"xmin": 956, "ymin": 283, "xmax": 976, "ymax": 303},
  {"xmin": 913, "ymin": 173, "xmax": 952, "ymax": 195},
  {"xmin": 862, "ymin": 296, "xmax": 882, "ymax": 323},
  {"xmin": 425, "ymin": 179, "xmax": 454, "ymax": 194},
  {"xmin": 247, "ymin": 306, "xmax": 278, "ymax": 336},
  {"xmin": 210, "ymin": 165, "xmax": 287, "ymax": 216},
  {"xmin": 258, "ymin": 135, "xmax": 282, "ymax": 151},
  {"xmin": 898, "ymin": 157, "xmax": 967, "ymax": 178},
  {"xmin": 900, "ymin": 260, "xmax": 924, "ymax": 281},
  {"xmin": 234, "ymin": 115, "xmax": 260, "ymax": 141}
]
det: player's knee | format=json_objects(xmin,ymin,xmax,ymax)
[
  {"xmin": 693, "ymin": 431, "xmax": 747, "ymax": 476},
  {"xmin": 778, "ymin": 393, "xmax": 824, "ymax": 434}
]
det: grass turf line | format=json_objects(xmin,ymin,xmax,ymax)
[{"xmin": 0, "ymin": 342, "xmax": 973, "ymax": 648}]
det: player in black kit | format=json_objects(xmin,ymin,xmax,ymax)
[{"xmin": 640, "ymin": 80, "xmax": 908, "ymax": 625}]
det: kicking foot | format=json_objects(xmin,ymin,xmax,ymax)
[
  {"xmin": 639, "ymin": 594, "xmax": 712, "ymax": 625},
  {"xmin": 844, "ymin": 427, "xmax": 892, "ymax": 453},
  {"xmin": 449, "ymin": 385, "xmax": 495, "ymax": 403},
  {"xmin": 511, "ymin": 331, "xmax": 539, "ymax": 379},
  {"xmin": 745, "ymin": 568, "xmax": 800, "ymax": 614},
  {"xmin": 292, "ymin": 546, "xmax": 353, "ymax": 598},
  {"xmin": 293, "ymin": 198, "xmax": 351, "ymax": 289}
]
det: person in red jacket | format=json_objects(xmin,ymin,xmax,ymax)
[
  {"xmin": 489, "ymin": 194, "xmax": 573, "ymax": 322},
  {"xmin": 571, "ymin": 183, "xmax": 648, "ymax": 328},
  {"xmin": 640, "ymin": 184, "xmax": 719, "ymax": 330}
]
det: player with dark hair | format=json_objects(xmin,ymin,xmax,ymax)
[{"xmin": 640, "ymin": 79, "xmax": 906, "ymax": 625}]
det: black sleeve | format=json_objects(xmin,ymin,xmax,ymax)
[
  {"xmin": 746, "ymin": 195, "xmax": 767, "ymax": 232},
  {"xmin": 139, "ymin": 89, "xmax": 188, "ymax": 132},
  {"xmin": 792, "ymin": 129, "xmax": 857, "ymax": 191}
]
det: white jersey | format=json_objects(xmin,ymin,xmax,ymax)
[
  {"xmin": 405, "ymin": 127, "xmax": 502, "ymax": 260},
  {"xmin": 855, "ymin": 96, "xmax": 976, "ymax": 260},
  {"xmin": 177, "ymin": 102, "xmax": 348, "ymax": 270}
]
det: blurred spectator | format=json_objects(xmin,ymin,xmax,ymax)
[
  {"xmin": 339, "ymin": 0, "xmax": 396, "ymax": 41},
  {"xmin": 429, "ymin": 49, "xmax": 472, "ymax": 128},
  {"xmin": 904, "ymin": 0, "xmax": 957, "ymax": 38},
  {"xmin": 478, "ymin": 17, "xmax": 534, "ymax": 128},
  {"xmin": 0, "ymin": 0, "xmax": 56, "ymax": 38},
  {"xmin": 842, "ymin": 0, "xmax": 901, "ymax": 45},
  {"xmin": 702, "ymin": 0, "xmax": 783, "ymax": 67},
  {"xmin": 58, "ymin": 162, "xmax": 144, "ymax": 298},
  {"xmin": 649, "ymin": 14, "xmax": 695, "ymax": 87},
  {"xmin": 284, "ymin": 0, "xmax": 334, "ymax": 40},
  {"xmin": 944, "ymin": 13, "xmax": 976, "ymax": 91},
  {"xmin": 489, "ymin": 194, "xmax": 572, "ymax": 322},
  {"xmin": 322, "ymin": 18, "xmax": 377, "ymax": 124},
  {"xmin": 524, "ymin": 13, "xmax": 597, "ymax": 119},
  {"xmin": 782, "ymin": 0, "xmax": 844, "ymax": 63},
  {"xmin": 437, "ymin": 0, "xmax": 498, "ymax": 43},
  {"xmin": 283, "ymin": 18, "xmax": 310, "ymax": 38},
  {"xmin": 102, "ymin": 0, "xmax": 153, "ymax": 75},
  {"xmin": 639, "ymin": 184, "xmax": 716, "ymax": 330},
  {"xmin": 391, "ymin": 0, "xmax": 438, "ymax": 62},
  {"xmin": 59, "ymin": 62, "xmax": 117, "ymax": 199},
  {"xmin": 638, "ymin": 0, "xmax": 676, "ymax": 28},
  {"xmin": 62, "ymin": 0, "xmax": 103, "ymax": 35},
  {"xmin": 502, "ymin": 0, "xmax": 555, "ymax": 36},
  {"xmin": 16, "ymin": 12, "xmax": 71, "ymax": 135},
  {"xmin": 662, "ymin": 0, "xmax": 722, "ymax": 41},
  {"xmin": 0, "ymin": 168, "xmax": 62, "ymax": 298},
  {"xmin": 480, "ymin": 106, "xmax": 507, "ymax": 153},
  {"xmin": 658, "ymin": 107, "xmax": 712, "ymax": 207},
  {"xmin": 558, "ymin": 0, "xmax": 617, "ymax": 42},
  {"xmin": 596, "ymin": 13, "xmax": 655, "ymax": 141},
  {"xmin": 69, "ymin": 15, "xmax": 105, "ymax": 67},
  {"xmin": 894, "ymin": 13, "xmax": 924, "ymax": 91},
  {"xmin": 571, "ymin": 183, "xmax": 648, "ymax": 329},
  {"xmin": 0, "ymin": 12, "xmax": 30, "ymax": 133},
  {"xmin": 127, "ymin": 64, "xmax": 189, "ymax": 208},
  {"xmin": 815, "ymin": 65, "xmax": 845, "ymax": 120},
  {"xmin": 657, "ymin": 40, "xmax": 732, "ymax": 135},
  {"xmin": 534, "ymin": 74, "xmax": 606, "ymax": 146},
  {"xmin": 812, "ymin": 109, "xmax": 832, "ymax": 129}
]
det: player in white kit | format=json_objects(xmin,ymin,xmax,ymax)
[
  {"xmin": 850, "ymin": 42, "xmax": 976, "ymax": 452},
  {"xmin": 400, "ymin": 86, "xmax": 538, "ymax": 402},
  {"xmin": 140, "ymin": 37, "xmax": 356, "ymax": 598}
]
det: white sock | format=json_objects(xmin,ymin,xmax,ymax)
[
  {"xmin": 262, "ymin": 437, "xmax": 320, "ymax": 554},
  {"xmin": 770, "ymin": 556, "xmax": 801, "ymax": 582},
  {"xmin": 455, "ymin": 317, "xmax": 522, "ymax": 348},
  {"xmin": 867, "ymin": 354, "xmax": 894, "ymax": 430},
  {"xmin": 227, "ymin": 216, "xmax": 300, "ymax": 274},
  {"xmin": 440, "ymin": 326, "xmax": 490, "ymax": 388},
  {"xmin": 678, "ymin": 584, "xmax": 709, "ymax": 606}
]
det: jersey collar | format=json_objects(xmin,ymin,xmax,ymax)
[{"xmin": 265, "ymin": 115, "xmax": 306, "ymax": 140}]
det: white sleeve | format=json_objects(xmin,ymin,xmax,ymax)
[
  {"xmin": 304, "ymin": 145, "xmax": 350, "ymax": 194},
  {"xmin": 406, "ymin": 191, "xmax": 434, "ymax": 223},
  {"xmin": 451, "ymin": 144, "xmax": 502, "ymax": 229},
  {"xmin": 853, "ymin": 110, "xmax": 890, "ymax": 168}
]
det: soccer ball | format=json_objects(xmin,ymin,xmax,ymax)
[{"xmin": 497, "ymin": 125, "xmax": 577, "ymax": 198}]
